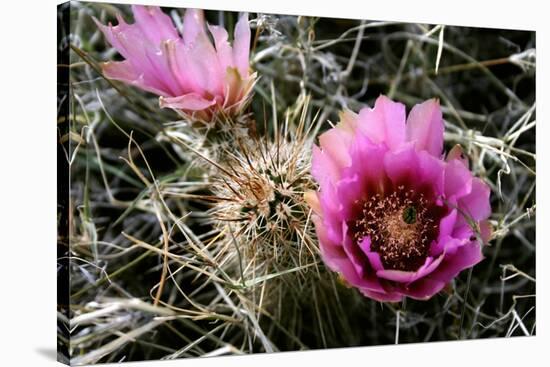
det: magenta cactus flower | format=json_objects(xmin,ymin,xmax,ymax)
[
  {"xmin": 94, "ymin": 6, "xmax": 256, "ymax": 120},
  {"xmin": 305, "ymin": 96, "xmax": 492, "ymax": 302}
]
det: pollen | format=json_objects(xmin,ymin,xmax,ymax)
[{"xmin": 352, "ymin": 185, "xmax": 445, "ymax": 271}]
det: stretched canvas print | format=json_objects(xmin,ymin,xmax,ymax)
[{"xmin": 57, "ymin": 1, "xmax": 536, "ymax": 365}]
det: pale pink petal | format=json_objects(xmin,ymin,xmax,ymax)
[
  {"xmin": 417, "ymin": 151, "xmax": 445, "ymax": 194},
  {"xmin": 376, "ymin": 269, "xmax": 417, "ymax": 283},
  {"xmin": 192, "ymin": 37, "xmax": 225, "ymax": 95},
  {"xmin": 377, "ymin": 254, "xmax": 444, "ymax": 283},
  {"xmin": 317, "ymin": 180, "xmax": 342, "ymax": 218},
  {"xmin": 232, "ymin": 13, "xmax": 251, "ymax": 78},
  {"xmin": 319, "ymin": 128, "xmax": 353, "ymax": 169},
  {"xmin": 93, "ymin": 15, "xmax": 132, "ymax": 58},
  {"xmin": 304, "ymin": 191, "xmax": 321, "ymax": 215},
  {"xmin": 406, "ymin": 98, "xmax": 444, "ymax": 157},
  {"xmin": 101, "ymin": 60, "xmax": 168, "ymax": 96},
  {"xmin": 318, "ymin": 184, "xmax": 345, "ymax": 245},
  {"xmin": 430, "ymin": 235, "xmax": 462, "ymax": 257},
  {"xmin": 403, "ymin": 277, "xmax": 446, "ymax": 300},
  {"xmin": 175, "ymin": 31, "xmax": 225, "ymax": 96},
  {"xmin": 436, "ymin": 209, "xmax": 458, "ymax": 242},
  {"xmin": 444, "ymin": 159, "xmax": 473, "ymax": 200},
  {"xmin": 208, "ymin": 24, "xmax": 233, "ymax": 73},
  {"xmin": 94, "ymin": 14, "xmax": 180, "ymax": 96},
  {"xmin": 428, "ymin": 242, "xmax": 483, "ymax": 283},
  {"xmin": 223, "ymin": 67, "xmax": 249, "ymax": 109},
  {"xmin": 358, "ymin": 237, "xmax": 385, "ymax": 271},
  {"xmin": 320, "ymin": 250, "xmax": 360, "ymax": 284},
  {"xmin": 479, "ymin": 220, "xmax": 493, "ymax": 244},
  {"xmin": 159, "ymin": 93, "xmax": 216, "ymax": 110},
  {"xmin": 359, "ymin": 288, "xmax": 403, "ymax": 302},
  {"xmin": 458, "ymin": 178, "xmax": 491, "ymax": 221},
  {"xmin": 341, "ymin": 223, "xmax": 367, "ymax": 278},
  {"xmin": 312, "ymin": 216, "xmax": 339, "ymax": 249},
  {"xmin": 446, "ymin": 144, "xmax": 470, "ymax": 168},
  {"xmin": 338, "ymin": 109, "xmax": 360, "ymax": 135},
  {"xmin": 452, "ymin": 223, "xmax": 475, "ymax": 241},
  {"xmin": 347, "ymin": 132, "xmax": 388, "ymax": 190},
  {"xmin": 336, "ymin": 174, "xmax": 363, "ymax": 219},
  {"xmin": 384, "ymin": 144, "xmax": 419, "ymax": 186},
  {"xmin": 102, "ymin": 60, "xmax": 137, "ymax": 81},
  {"xmin": 311, "ymin": 145, "xmax": 341, "ymax": 186},
  {"xmin": 160, "ymin": 39, "xmax": 196, "ymax": 94},
  {"xmin": 182, "ymin": 9, "xmax": 206, "ymax": 45},
  {"xmin": 356, "ymin": 95, "xmax": 406, "ymax": 150},
  {"xmin": 131, "ymin": 5, "xmax": 179, "ymax": 44},
  {"xmin": 320, "ymin": 224, "xmax": 386, "ymax": 293}
]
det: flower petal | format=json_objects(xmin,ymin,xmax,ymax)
[
  {"xmin": 428, "ymin": 242, "xmax": 483, "ymax": 283},
  {"xmin": 101, "ymin": 60, "xmax": 168, "ymax": 96},
  {"xmin": 406, "ymin": 98, "xmax": 444, "ymax": 157},
  {"xmin": 161, "ymin": 39, "xmax": 197, "ymax": 94},
  {"xmin": 452, "ymin": 223, "xmax": 475, "ymax": 241},
  {"xmin": 359, "ymin": 288, "xmax": 403, "ymax": 302},
  {"xmin": 336, "ymin": 174, "xmax": 363, "ymax": 219},
  {"xmin": 417, "ymin": 150, "xmax": 445, "ymax": 194},
  {"xmin": 342, "ymin": 223, "xmax": 367, "ymax": 278},
  {"xmin": 479, "ymin": 220, "xmax": 493, "ymax": 244},
  {"xmin": 159, "ymin": 93, "xmax": 216, "ymax": 110},
  {"xmin": 232, "ymin": 13, "xmax": 251, "ymax": 78},
  {"xmin": 357, "ymin": 237, "xmax": 384, "ymax": 271},
  {"xmin": 319, "ymin": 127, "xmax": 353, "ymax": 169},
  {"xmin": 403, "ymin": 277, "xmax": 446, "ymax": 300},
  {"xmin": 444, "ymin": 159, "xmax": 473, "ymax": 199},
  {"xmin": 183, "ymin": 32, "xmax": 225, "ymax": 96},
  {"xmin": 458, "ymin": 178, "xmax": 491, "ymax": 221},
  {"xmin": 182, "ymin": 8, "xmax": 206, "ymax": 45},
  {"xmin": 347, "ymin": 132, "xmax": 388, "ymax": 192},
  {"xmin": 208, "ymin": 23, "xmax": 233, "ymax": 74},
  {"xmin": 312, "ymin": 145, "xmax": 341, "ymax": 187},
  {"xmin": 430, "ymin": 235, "xmax": 462, "ymax": 257},
  {"xmin": 338, "ymin": 109, "xmax": 359, "ymax": 135},
  {"xmin": 312, "ymin": 216, "xmax": 339, "ymax": 249},
  {"xmin": 304, "ymin": 191, "xmax": 321, "ymax": 215},
  {"xmin": 357, "ymin": 95, "xmax": 406, "ymax": 150},
  {"xmin": 131, "ymin": 5, "xmax": 179, "ymax": 45},
  {"xmin": 94, "ymin": 13, "xmax": 181, "ymax": 96},
  {"xmin": 223, "ymin": 66, "xmax": 244, "ymax": 108},
  {"xmin": 317, "ymin": 183, "xmax": 345, "ymax": 244},
  {"xmin": 384, "ymin": 144, "xmax": 419, "ymax": 186},
  {"xmin": 377, "ymin": 254, "xmax": 444, "ymax": 284},
  {"xmin": 437, "ymin": 209, "xmax": 458, "ymax": 243},
  {"xmin": 446, "ymin": 144, "xmax": 469, "ymax": 168}
]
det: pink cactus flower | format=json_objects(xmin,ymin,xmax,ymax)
[
  {"xmin": 94, "ymin": 6, "xmax": 256, "ymax": 120},
  {"xmin": 305, "ymin": 96, "xmax": 492, "ymax": 302}
]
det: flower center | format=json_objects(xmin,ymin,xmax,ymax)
[{"xmin": 352, "ymin": 185, "xmax": 444, "ymax": 272}]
